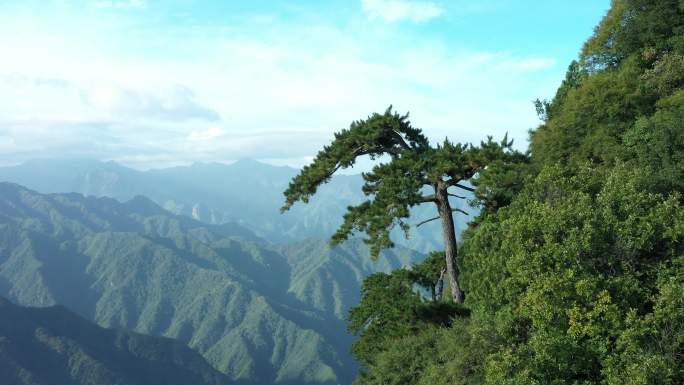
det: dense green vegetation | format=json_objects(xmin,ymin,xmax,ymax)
[
  {"xmin": 0, "ymin": 297, "xmax": 231, "ymax": 385},
  {"xmin": 334, "ymin": 1, "xmax": 684, "ymax": 383},
  {"xmin": 0, "ymin": 183, "xmax": 422, "ymax": 385}
]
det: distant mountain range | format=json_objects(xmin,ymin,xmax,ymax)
[
  {"xmin": 0, "ymin": 297, "xmax": 231, "ymax": 385},
  {"xmin": 0, "ymin": 183, "xmax": 422, "ymax": 385},
  {"xmin": 0, "ymin": 158, "xmax": 473, "ymax": 251}
]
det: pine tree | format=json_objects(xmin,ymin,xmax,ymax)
[{"xmin": 282, "ymin": 107, "xmax": 521, "ymax": 303}]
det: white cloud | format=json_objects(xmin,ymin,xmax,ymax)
[
  {"xmin": 0, "ymin": 73, "xmax": 70, "ymax": 89},
  {"xmin": 0, "ymin": 4, "xmax": 564, "ymax": 169},
  {"xmin": 189, "ymin": 126, "xmax": 226, "ymax": 141},
  {"xmin": 94, "ymin": 0, "xmax": 146, "ymax": 9},
  {"xmin": 85, "ymin": 84, "xmax": 219, "ymax": 122},
  {"xmin": 512, "ymin": 57, "xmax": 557, "ymax": 71},
  {"xmin": 361, "ymin": 0, "xmax": 444, "ymax": 23},
  {"xmin": 0, "ymin": 136, "xmax": 16, "ymax": 150},
  {"xmin": 0, "ymin": 119, "xmax": 121, "ymax": 158}
]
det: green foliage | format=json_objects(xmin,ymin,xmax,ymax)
[
  {"xmin": 282, "ymin": 107, "xmax": 429, "ymax": 213},
  {"xmin": 354, "ymin": 317, "xmax": 507, "ymax": 385},
  {"xmin": 535, "ymin": 60, "xmax": 588, "ymax": 123},
  {"xmin": 357, "ymin": 165, "xmax": 684, "ymax": 384},
  {"xmin": 462, "ymin": 165, "xmax": 684, "ymax": 382},
  {"xmin": 532, "ymin": 0, "xmax": 684, "ymax": 169},
  {"xmin": 641, "ymin": 53, "xmax": 684, "ymax": 97},
  {"xmin": 282, "ymin": 107, "xmax": 521, "ymax": 259},
  {"xmin": 624, "ymin": 89, "xmax": 684, "ymax": 194},
  {"xmin": 408, "ymin": 251, "xmax": 445, "ymax": 300},
  {"xmin": 354, "ymin": 327, "xmax": 442, "ymax": 385},
  {"xmin": 603, "ymin": 275, "xmax": 684, "ymax": 384},
  {"xmin": 469, "ymin": 149, "xmax": 532, "ymax": 223},
  {"xmin": 348, "ymin": 261, "xmax": 468, "ymax": 370},
  {"xmin": 530, "ymin": 55, "xmax": 657, "ymax": 165},
  {"xmin": 331, "ymin": 151, "xmax": 426, "ymax": 257},
  {"xmin": 581, "ymin": 0, "xmax": 684, "ymax": 70},
  {"xmin": 348, "ymin": 269, "xmax": 424, "ymax": 365},
  {"xmin": 350, "ymin": 1, "xmax": 684, "ymax": 383},
  {"xmin": 580, "ymin": 0, "xmax": 630, "ymax": 69}
]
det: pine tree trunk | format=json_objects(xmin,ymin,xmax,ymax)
[{"xmin": 435, "ymin": 183, "xmax": 465, "ymax": 304}]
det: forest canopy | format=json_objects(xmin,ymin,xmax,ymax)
[{"xmin": 334, "ymin": 1, "xmax": 684, "ymax": 383}]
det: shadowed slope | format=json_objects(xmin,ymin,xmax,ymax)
[{"xmin": 0, "ymin": 297, "xmax": 231, "ymax": 385}]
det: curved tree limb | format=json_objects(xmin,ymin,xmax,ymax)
[
  {"xmin": 447, "ymin": 193, "xmax": 467, "ymax": 199},
  {"xmin": 416, "ymin": 208, "xmax": 469, "ymax": 228}
]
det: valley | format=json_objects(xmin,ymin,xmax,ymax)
[{"xmin": 0, "ymin": 181, "xmax": 424, "ymax": 384}]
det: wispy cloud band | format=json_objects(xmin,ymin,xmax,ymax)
[
  {"xmin": 361, "ymin": 0, "xmax": 444, "ymax": 23},
  {"xmin": 0, "ymin": 0, "xmax": 570, "ymax": 169}
]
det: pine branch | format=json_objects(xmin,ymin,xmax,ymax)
[
  {"xmin": 416, "ymin": 216, "xmax": 440, "ymax": 227},
  {"xmin": 416, "ymin": 208, "xmax": 469, "ymax": 227},
  {"xmin": 447, "ymin": 193, "xmax": 466, "ymax": 199},
  {"xmin": 449, "ymin": 182, "xmax": 475, "ymax": 192}
]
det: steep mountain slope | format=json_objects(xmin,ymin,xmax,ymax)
[
  {"xmin": 281, "ymin": 239, "xmax": 418, "ymax": 320},
  {"xmin": 0, "ymin": 183, "xmax": 422, "ymax": 385},
  {"xmin": 0, "ymin": 297, "xmax": 231, "ymax": 385},
  {"xmin": 0, "ymin": 159, "xmax": 472, "ymax": 252}
]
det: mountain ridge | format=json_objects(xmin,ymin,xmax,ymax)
[
  {"xmin": 0, "ymin": 158, "xmax": 472, "ymax": 251},
  {"xmin": 0, "ymin": 182, "xmax": 423, "ymax": 385}
]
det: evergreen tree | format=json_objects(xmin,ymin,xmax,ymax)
[{"xmin": 282, "ymin": 107, "xmax": 523, "ymax": 303}]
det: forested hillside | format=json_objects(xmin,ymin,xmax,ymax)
[
  {"xmin": 348, "ymin": 1, "xmax": 684, "ymax": 384},
  {"xmin": 0, "ymin": 183, "xmax": 422, "ymax": 385},
  {"xmin": 0, "ymin": 297, "xmax": 231, "ymax": 385}
]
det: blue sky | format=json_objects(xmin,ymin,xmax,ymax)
[{"xmin": 0, "ymin": 0, "xmax": 610, "ymax": 169}]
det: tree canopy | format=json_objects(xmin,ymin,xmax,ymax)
[
  {"xmin": 344, "ymin": 1, "xmax": 684, "ymax": 383},
  {"xmin": 283, "ymin": 107, "xmax": 523, "ymax": 303}
]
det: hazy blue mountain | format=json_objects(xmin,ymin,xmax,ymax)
[
  {"xmin": 0, "ymin": 297, "xmax": 231, "ymax": 385},
  {"xmin": 0, "ymin": 183, "xmax": 422, "ymax": 385},
  {"xmin": 0, "ymin": 159, "xmax": 473, "ymax": 252}
]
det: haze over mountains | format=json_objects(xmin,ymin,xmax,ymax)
[
  {"xmin": 0, "ymin": 158, "xmax": 472, "ymax": 384},
  {"xmin": 0, "ymin": 159, "xmax": 472, "ymax": 251},
  {"xmin": 0, "ymin": 182, "xmax": 422, "ymax": 384}
]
